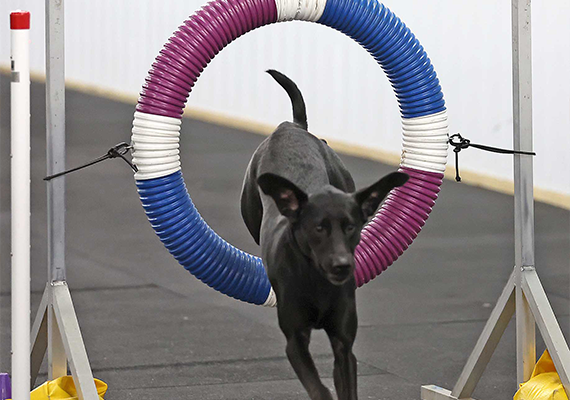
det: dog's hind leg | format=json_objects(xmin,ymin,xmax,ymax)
[{"xmin": 285, "ymin": 329, "xmax": 334, "ymax": 400}]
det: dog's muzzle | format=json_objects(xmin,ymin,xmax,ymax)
[{"xmin": 328, "ymin": 259, "xmax": 354, "ymax": 285}]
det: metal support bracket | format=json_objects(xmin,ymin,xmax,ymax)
[
  {"xmin": 522, "ymin": 270, "xmax": 570, "ymax": 390},
  {"xmin": 421, "ymin": 385, "xmax": 474, "ymax": 400},
  {"xmin": 450, "ymin": 269, "xmax": 516, "ymax": 399},
  {"xmin": 420, "ymin": 266, "xmax": 570, "ymax": 399},
  {"xmin": 30, "ymin": 282, "xmax": 99, "ymax": 400}
]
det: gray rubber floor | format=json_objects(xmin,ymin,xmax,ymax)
[{"xmin": 0, "ymin": 76, "xmax": 569, "ymax": 399}]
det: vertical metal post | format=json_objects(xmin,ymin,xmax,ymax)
[
  {"xmin": 28, "ymin": 2, "xmax": 99, "ymax": 397},
  {"xmin": 512, "ymin": 0, "xmax": 536, "ymax": 384},
  {"xmin": 46, "ymin": 0, "xmax": 68, "ymax": 377},
  {"xmin": 46, "ymin": 0, "xmax": 66, "ymax": 283}
]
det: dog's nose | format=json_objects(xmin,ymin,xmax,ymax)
[
  {"xmin": 329, "ymin": 257, "xmax": 354, "ymax": 284},
  {"xmin": 331, "ymin": 256, "xmax": 352, "ymax": 274},
  {"xmin": 333, "ymin": 264, "xmax": 351, "ymax": 274},
  {"xmin": 332, "ymin": 255, "xmax": 352, "ymax": 267}
]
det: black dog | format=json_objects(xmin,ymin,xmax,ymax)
[{"xmin": 240, "ymin": 70, "xmax": 408, "ymax": 400}]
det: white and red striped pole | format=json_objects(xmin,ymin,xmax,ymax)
[{"xmin": 11, "ymin": 10, "xmax": 31, "ymax": 400}]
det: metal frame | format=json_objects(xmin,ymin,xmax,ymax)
[
  {"xmin": 421, "ymin": 1, "xmax": 570, "ymax": 398},
  {"xmin": 20, "ymin": 1, "xmax": 569, "ymax": 399},
  {"xmin": 29, "ymin": 1, "xmax": 99, "ymax": 399}
]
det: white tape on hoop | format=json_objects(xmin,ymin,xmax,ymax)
[
  {"xmin": 401, "ymin": 110, "xmax": 449, "ymax": 173},
  {"xmin": 132, "ymin": 111, "xmax": 182, "ymax": 180},
  {"xmin": 275, "ymin": 0, "xmax": 327, "ymax": 22},
  {"xmin": 263, "ymin": 287, "xmax": 277, "ymax": 307}
]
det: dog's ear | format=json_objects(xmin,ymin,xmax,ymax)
[
  {"xmin": 257, "ymin": 173, "xmax": 308, "ymax": 220},
  {"xmin": 354, "ymin": 172, "xmax": 409, "ymax": 219}
]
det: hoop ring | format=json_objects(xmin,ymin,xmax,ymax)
[{"xmin": 131, "ymin": 0, "xmax": 448, "ymax": 307}]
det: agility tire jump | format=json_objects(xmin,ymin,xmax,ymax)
[{"xmin": 131, "ymin": 0, "xmax": 448, "ymax": 307}]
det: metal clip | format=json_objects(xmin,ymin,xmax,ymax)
[{"xmin": 44, "ymin": 142, "xmax": 138, "ymax": 181}]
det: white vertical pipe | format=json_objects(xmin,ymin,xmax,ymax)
[{"xmin": 10, "ymin": 10, "xmax": 31, "ymax": 400}]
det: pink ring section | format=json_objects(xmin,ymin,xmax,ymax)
[
  {"xmin": 136, "ymin": 0, "xmax": 277, "ymax": 118},
  {"xmin": 354, "ymin": 166, "xmax": 443, "ymax": 287}
]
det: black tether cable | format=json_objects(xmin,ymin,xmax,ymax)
[
  {"xmin": 44, "ymin": 142, "xmax": 137, "ymax": 181},
  {"xmin": 449, "ymin": 133, "xmax": 536, "ymax": 182}
]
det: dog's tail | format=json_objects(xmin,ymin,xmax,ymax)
[{"xmin": 266, "ymin": 69, "xmax": 308, "ymax": 130}]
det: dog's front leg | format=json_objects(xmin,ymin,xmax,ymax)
[
  {"xmin": 285, "ymin": 329, "xmax": 334, "ymax": 400},
  {"xmin": 328, "ymin": 334, "xmax": 357, "ymax": 400},
  {"xmin": 326, "ymin": 302, "xmax": 358, "ymax": 400}
]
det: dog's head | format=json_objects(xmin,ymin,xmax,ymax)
[{"xmin": 257, "ymin": 171, "xmax": 409, "ymax": 285}]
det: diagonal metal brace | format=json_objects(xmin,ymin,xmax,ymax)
[
  {"xmin": 522, "ymin": 269, "xmax": 570, "ymax": 393},
  {"xmin": 30, "ymin": 282, "xmax": 99, "ymax": 400},
  {"xmin": 451, "ymin": 268, "xmax": 516, "ymax": 399}
]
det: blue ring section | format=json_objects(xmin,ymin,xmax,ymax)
[
  {"xmin": 317, "ymin": 0, "xmax": 446, "ymax": 119},
  {"xmin": 136, "ymin": 171, "xmax": 272, "ymax": 305}
]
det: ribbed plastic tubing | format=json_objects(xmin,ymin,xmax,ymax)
[{"xmin": 132, "ymin": 0, "xmax": 448, "ymax": 306}]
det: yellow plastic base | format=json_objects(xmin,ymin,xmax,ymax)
[
  {"xmin": 28, "ymin": 376, "xmax": 107, "ymax": 400},
  {"xmin": 514, "ymin": 350, "xmax": 568, "ymax": 400}
]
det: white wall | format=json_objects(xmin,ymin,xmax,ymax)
[{"xmin": 2, "ymin": 0, "xmax": 569, "ymax": 197}]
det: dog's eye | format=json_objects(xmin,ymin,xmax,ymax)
[
  {"xmin": 345, "ymin": 224, "xmax": 356, "ymax": 234},
  {"xmin": 315, "ymin": 225, "xmax": 324, "ymax": 233}
]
